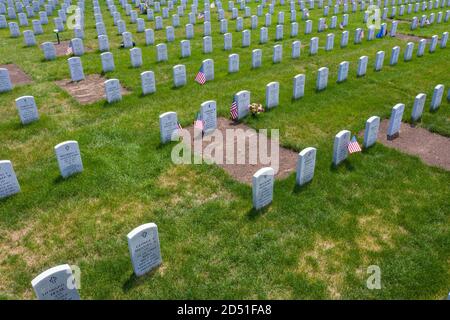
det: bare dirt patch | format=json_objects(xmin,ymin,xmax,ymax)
[
  {"xmin": 55, "ymin": 74, "xmax": 130, "ymax": 105},
  {"xmin": 377, "ymin": 119, "xmax": 450, "ymax": 171},
  {"xmin": 53, "ymin": 40, "xmax": 93, "ymax": 57},
  {"xmin": 182, "ymin": 117, "xmax": 298, "ymax": 184},
  {"xmin": 395, "ymin": 33, "xmax": 431, "ymax": 42},
  {"xmin": 0, "ymin": 64, "xmax": 33, "ymax": 85}
]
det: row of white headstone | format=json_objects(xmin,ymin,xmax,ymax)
[
  {"xmin": 59, "ymin": 30, "xmax": 447, "ymax": 104},
  {"xmin": 251, "ymin": 83, "xmax": 446, "ymax": 211},
  {"xmin": 30, "ymin": 221, "xmax": 162, "ymax": 299}
]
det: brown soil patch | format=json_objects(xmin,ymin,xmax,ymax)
[
  {"xmin": 0, "ymin": 64, "xmax": 32, "ymax": 85},
  {"xmin": 183, "ymin": 117, "xmax": 298, "ymax": 184},
  {"xmin": 395, "ymin": 33, "xmax": 431, "ymax": 42},
  {"xmin": 53, "ymin": 40, "xmax": 93, "ymax": 57},
  {"xmin": 377, "ymin": 119, "xmax": 450, "ymax": 171},
  {"xmin": 387, "ymin": 18, "xmax": 411, "ymax": 24},
  {"xmin": 55, "ymin": 74, "xmax": 130, "ymax": 105}
]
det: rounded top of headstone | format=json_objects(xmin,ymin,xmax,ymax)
[
  {"xmin": 31, "ymin": 264, "xmax": 72, "ymax": 287},
  {"xmin": 367, "ymin": 115, "xmax": 381, "ymax": 123},
  {"xmin": 299, "ymin": 147, "xmax": 317, "ymax": 157},
  {"xmin": 336, "ymin": 129, "xmax": 351, "ymax": 138},
  {"xmin": 236, "ymin": 89, "xmax": 250, "ymax": 96},
  {"xmin": 67, "ymin": 56, "xmax": 81, "ymax": 62},
  {"xmin": 104, "ymin": 78, "xmax": 119, "ymax": 85},
  {"xmin": 201, "ymin": 100, "xmax": 216, "ymax": 108},
  {"xmin": 0, "ymin": 160, "xmax": 12, "ymax": 166},
  {"xmin": 15, "ymin": 95, "xmax": 34, "ymax": 102},
  {"xmin": 393, "ymin": 103, "xmax": 405, "ymax": 110},
  {"xmin": 253, "ymin": 167, "xmax": 274, "ymax": 178},
  {"xmin": 54, "ymin": 140, "xmax": 79, "ymax": 151},
  {"xmin": 126, "ymin": 222, "xmax": 157, "ymax": 240},
  {"xmin": 159, "ymin": 111, "xmax": 177, "ymax": 120}
]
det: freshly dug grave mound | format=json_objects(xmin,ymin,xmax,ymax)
[
  {"xmin": 0, "ymin": 64, "xmax": 33, "ymax": 85},
  {"xmin": 182, "ymin": 117, "xmax": 299, "ymax": 184},
  {"xmin": 55, "ymin": 74, "xmax": 130, "ymax": 105},
  {"xmin": 378, "ymin": 119, "xmax": 450, "ymax": 171}
]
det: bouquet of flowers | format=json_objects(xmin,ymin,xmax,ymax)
[{"xmin": 248, "ymin": 103, "xmax": 264, "ymax": 116}]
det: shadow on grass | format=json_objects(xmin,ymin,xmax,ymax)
[
  {"xmin": 53, "ymin": 172, "xmax": 82, "ymax": 184},
  {"xmin": 329, "ymin": 159, "xmax": 355, "ymax": 172},
  {"xmin": 122, "ymin": 266, "xmax": 160, "ymax": 293},
  {"xmin": 292, "ymin": 181, "xmax": 311, "ymax": 194},
  {"xmin": 246, "ymin": 205, "xmax": 270, "ymax": 220}
]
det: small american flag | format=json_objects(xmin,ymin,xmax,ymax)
[
  {"xmin": 197, "ymin": 12, "xmax": 204, "ymax": 20},
  {"xmin": 347, "ymin": 136, "xmax": 362, "ymax": 154},
  {"xmin": 66, "ymin": 41, "xmax": 73, "ymax": 55},
  {"xmin": 194, "ymin": 113, "xmax": 204, "ymax": 131},
  {"xmin": 195, "ymin": 64, "xmax": 206, "ymax": 85},
  {"xmin": 230, "ymin": 100, "xmax": 238, "ymax": 121}
]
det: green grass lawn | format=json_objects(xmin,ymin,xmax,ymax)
[{"xmin": 0, "ymin": 2, "xmax": 449, "ymax": 299}]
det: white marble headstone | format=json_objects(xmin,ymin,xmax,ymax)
[
  {"xmin": 310, "ymin": 37, "xmax": 319, "ymax": 55},
  {"xmin": 145, "ymin": 29, "xmax": 155, "ymax": 45},
  {"xmin": 430, "ymin": 84, "xmax": 444, "ymax": 111},
  {"xmin": 172, "ymin": 64, "xmax": 186, "ymax": 87},
  {"xmin": 71, "ymin": 38, "xmax": 84, "ymax": 56},
  {"xmin": 340, "ymin": 30, "xmax": 349, "ymax": 47},
  {"xmin": 180, "ymin": 40, "xmax": 191, "ymax": 58},
  {"xmin": 404, "ymin": 42, "xmax": 414, "ymax": 61},
  {"xmin": 130, "ymin": 47, "xmax": 143, "ymax": 68},
  {"xmin": 374, "ymin": 50, "xmax": 385, "ymax": 71},
  {"xmin": 224, "ymin": 32, "xmax": 232, "ymax": 50},
  {"xmin": 31, "ymin": 264, "xmax": 80, "ymax": 300},
  {"xmin": 411, "ymin": 93, "xmax": 426, "ymax": 121},
  {"xmin": 316, "ymin": 67, "xmax": 328, "ymax": 91},
  {"xmin": 104, "ymin": 79, "xmax": 122, "ymax": 103},
  {"xmin": 202, "ymin": 59, "xmax": 214, "ymax": 81},
  {"xmin": 260, "ymin": 27, "xmax": 268, "ymax": 43},
  {"xmin": 159, "ymin": 111, "xmax": 179, "ymax": 143},
  {"xmin": 54, "ymin": 141, "xmax": 83, "ymax": 178},
  {"xmin": 235, "ymin": 90, "xmax": 250, "ymax": 120},
  {"xmin": 337, "ymin": 61, "xmax": 349, "ymax": 83},
  {"xmin": 67, "ymin": 57, "xmax": 85, "ymax": 82},
  {"xmin": 357, "ymin": 56, "xmax": 368, "ymax": 77},
  {"xmin": 15, "ymin": 95, "xmax": 39, "ymax": 124},
  {"xmin": 141, "ymin": 71, "xmax": 156, "ymax": 95},
  {"xmin": 252, "ymin": 167, "xmax": 274, "ymax": 210},
  {"xmin": 23, "ymin": 29, "xmax": 36, "ymax": 46},
  {"xmin": 0, "ymin": 160, "xmax": 20, "ymax": 199},
  {"xmin": 390, "ymin": 46, "xmax": 400, "ymax": 65},
  {"xmin": 265, "ymin": 81, "xmax": 279, "ymax": 108},
  {"xmin": 293, "ymin": 74, "xmax": 305, "ymax": 100},
  {"xmin": 127, "ymin": 223, "xmax": 162, "ymax": 277},
  {"xmin": 332, "ymin": 130, "xmax": 350, "ymax": 166},
  {"xmin": 41, "ymin": 41, "xmax": 56, "ymax": 60},
  {"xmin": 292, "ymin": 40, "xmax": 301, "ymax": 59},
  {"xmin": 228, "ymin": 53, "xmax": 239, "ymax": 73},
  {"xmin": 156, "ymin": 43, "xmax": 168, "ymax": 61},
  {"xmin": 296, "ymin": 147, "xmax": 316, "ymax": 186},
  {"xmin": 387, "ymin": 103, "xmax": 405, "ymax": 140},
  {"xmin": 203, "ymin": 36, "xmax": 212, "ymax": 54},
  {"xmin": 200, "ymin": 100, "xmax": 217, "ymax": 133},
  {"xmin": 252, "ymin": 48, "xmax": 262, "ymax": 68},
  {"xmin": 363, "ymin": 116, "xmax": 380, "ymax": 148},
  {"xmin": 101, "ymin": 52, "xmax": 115, "ymax": 73}
]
